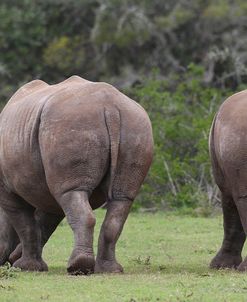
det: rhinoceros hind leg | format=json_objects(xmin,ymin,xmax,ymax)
[
  {"xmin": 1, "ymin": 194, "xmax": 48, "ymax": 272},
  {"xmin": 95, "ymin": 200, "xmax": 132, "ymax": 273},
  {"xmin": 58, "ymin": 190, "xmax": 96, "ymax": 275},
  {"xmin": 9, "ymin": 209, "xmax": 64, "ymax": 265},
  {"xmin": 210, "ymin": 193, "xmax": 245, "ymax": 270},
  {"xmin": 0, "ymin": 208, "xmax": 19, "ymax": 265},
  {"xmin": 231, "ymin": 195, "xmax": 247, "ymax": 272}
]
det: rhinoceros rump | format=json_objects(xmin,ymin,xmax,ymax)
[{"xmin": 0, "ymin": 76, "xmax": 153, "ymax": 274}]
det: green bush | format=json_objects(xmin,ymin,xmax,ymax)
[{"xmin": 130, "ymin": 64, "xmax": 233, "ymax": 214}]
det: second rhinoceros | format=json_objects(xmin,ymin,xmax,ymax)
[
  {"xmin": 209, "ymin": 90, "xmax": 247, "ymax": 271},
  {"xmin": 0, "ymin": 76, "xmax": 153, "ymax": 274}
]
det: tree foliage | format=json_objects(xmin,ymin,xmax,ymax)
[{"xmin": 1, "ymin": 0, "xmax": 247, "ymax": 101}]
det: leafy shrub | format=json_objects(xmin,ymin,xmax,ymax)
[
  {"xmin": 130, "ymin": 64, "xmax": 234, "ymax": 214},
  {"xmin": 0, "ymin": 263, "xmax": 20, "ymax": 279}
]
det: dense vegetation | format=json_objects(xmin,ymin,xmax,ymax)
[
  {"xmin": 1, "ymin": 0, "xmax": 247, "ymax": 212},
  {"xmin": 131, "ymin": 66, "xmax": 232, "ymax": 213}
]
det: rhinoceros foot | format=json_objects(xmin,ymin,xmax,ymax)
[
  {"xmin": 210, "ymin": 252, "xmax": 242, "ymax": 269},
  {"xmin": 9, "ymin": 243, "xmax": 22, "ymax": 265},
  {"xmin": 94, "ymin": 259, "xmax": 123, "ymax": 273},
  {"xmin": 13, "ymin": 256, "xmax": 48, "ymax": 272},
  {"xmin": 237, "ymin": 258, "xmax": 247, "ymax": 272},
  {"xmin": 67, "ymin": 253, "xmax": 95, "ymax": 275}
]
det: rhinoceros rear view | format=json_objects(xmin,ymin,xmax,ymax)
[
  {"xmin": 0, "ymin": 76, "xmax": 153, "ymax": 274},
  {"xmin": 209, "ymin": 90, "xmax": 247, "ymax": 271}
]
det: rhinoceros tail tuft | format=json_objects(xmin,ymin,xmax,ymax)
[{"xmin": 104, "ymin": 107, "xmax": 121, "ymax": 201}]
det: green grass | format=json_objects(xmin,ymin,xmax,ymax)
[{"xmin": 1, "ymin": 210, "xmax": 247, "ymax": 302}]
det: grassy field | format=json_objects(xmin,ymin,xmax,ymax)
[{"xmin": 1, "ymin": 210, "xmax": 247, "ymax": 302}]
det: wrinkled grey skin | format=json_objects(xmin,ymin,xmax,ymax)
[
  {"xmin": 0, "ymin": 76, "xmax": 153, "ymax": 274},
  {"xmin": 209, "ymin": 90, "xmax": 247, "ymax": 271}
]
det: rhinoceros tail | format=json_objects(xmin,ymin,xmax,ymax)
[
  {"xmin": 209, "ymin": 113, "xmax": 225, "ymax": 191},
  {"xmin": 209, "ymin": 113, "xmax": 219, "ymax": 174},
  {"xmin": 209, "ymin": 113, "xmax": 217, "ymax": 161},
  {"xmin": 104, "ymin": 107, "xmax": 121, "ymax": 201}
]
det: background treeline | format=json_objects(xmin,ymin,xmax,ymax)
[{"xmin": 1, "ymin": 0, "xmax": 247, "ymax": 214}]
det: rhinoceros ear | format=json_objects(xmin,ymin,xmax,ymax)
[{"xmin": 0, "ymin": 207, "xmax": 19, "ymax": 265}]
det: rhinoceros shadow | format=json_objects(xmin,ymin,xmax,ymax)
[
  {"xmin": 38, "ymin": 262, "xmax": 229, "ymax": 277},
  {"xmin": 121, "ymin": 262, "xmax": 227, "ymax": 276}
]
